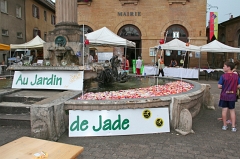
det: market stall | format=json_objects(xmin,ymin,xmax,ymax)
[
  {"xmin": 0, "ymin": 43, "xmax": 10, "ymax": 51},
  {"xmin": 85, "ymin": 27, "xmax": 135, "ymax": 47},
  {"xmin": 200, "ymin": 40, "xmax": 240, "ymax": 52},
  {"xmin": 85, "ymin": 27, "xmax": 136, "ymax": 75},
  {"xmin": 10, "ymin": 35, "xmax": 45, "ymax": 64},
  {"xmin": 153, "ymin": 39, "xmax": 201, "ymax": 79}
]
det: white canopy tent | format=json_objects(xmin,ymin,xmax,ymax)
[
  {"xmin": 200, "ymin": 40, "xmax": 240, "ymax": 52},
  {"xmin": 154, "ymin": 38, "xmax": 200, "ymax": 71},
  {"xmin": 158, "ymin": 39, "xmax": 200, "ymax": 52},
  {"xmin": 10, "ymin": 35, "xmax": 45, "ymax": 49},
  {"xmin": 85, "ymin": 27, "xmax": 136, "ymax": 48}
]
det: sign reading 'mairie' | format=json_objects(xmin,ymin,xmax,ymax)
[
  {"xmin": 12, "ymin": 71, "xmax": 84, "ymax": 90},
  {"xmin": 69, "ymin": 108, "xmax": 170, "ymax": 137}
]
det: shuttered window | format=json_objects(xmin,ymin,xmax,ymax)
[
  {"xmin": 16, "ymin": 5, "xmax": 22, "ymax": 18},
  {"xmin": 32, "ymin": 5, "xmax": 39, "ymax": 19},
  {"xmin": 0, "ymin": 0, "xmax": 7, "ymax": 13},
  {"xmin": 33, "ymin": 28, "xmax": 41, "ymax": 38},
  {"xmin": 51, "ymin": 14, "xmax": 55, "ymax": 25}
]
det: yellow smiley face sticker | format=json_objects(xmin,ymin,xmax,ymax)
[
  {"xmin": 142, "ymin": 109, "xmax": 151, "ymax": 119},
  {"xmin": 155, "ymin": 118, "xmax": 164, "ymax": 128}
]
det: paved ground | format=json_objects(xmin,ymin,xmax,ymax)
[{"xmin": 1, "ymin": 79, "xmax": 240, "ymax": 159}]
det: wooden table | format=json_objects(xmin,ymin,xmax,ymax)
[{"xmin": 0, "ymin": 136, "xmax": 84, "ymax": 159}]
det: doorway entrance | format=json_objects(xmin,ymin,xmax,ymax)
[
  {"xmin": 118, "ymin": 25, "xmax": 141, "ymax": 66},
  {"xmin": 164, "ymin": 25, "xmax": 189, "ymax": 67}
]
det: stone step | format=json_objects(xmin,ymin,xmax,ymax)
[
  {"xmin": 0, "ymin": 102, "xmax": 31, "ymax": 114},
  {"xmin": 0, "ymin": 113, "xmax": 30, "ymax": 126},
  {"xmin": 1, "ymin": 95, "xmax": 45, "ymax": 104}
]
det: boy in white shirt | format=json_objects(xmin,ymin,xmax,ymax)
[{"xmin": 136, "ymin": 56, "xmax": 142, "ymax": 75}]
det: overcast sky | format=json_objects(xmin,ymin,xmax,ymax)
[
  {"xmin": 207, "ymin": 0, "xmax": 240, "ymax": 24},
  {"xmin": 51, "ymin": 0, "xmax": 240, "ymax": 25}
]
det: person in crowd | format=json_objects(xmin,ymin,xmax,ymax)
[
  {"xmin": 136, "ymin": 56, "xmax": 142, "ymax": 75},
  {"xmin": 93, "ymin": 54, "xmax": 98, "ymax": 63},
  {"xmin": 233, "ymin": 60, "xmax": 240, "ymax": 74},
  {"xmin": 169, "ymin": 57, "xmax": 177, "ymax": 67},
  {"xmin": 103, "ymin": 60, "xmax": 110, "ymax": 68},
  {"xmin": 87, "ymin": 54, "xmax": 93, "ymax": 64},
  {"xmin": 218, "ymin": 61, "xmax": 240, "ymax": 132},
  {"xmin": 1, "ymin": 60, "xmax": 5, "ymax": 65},
  {"xmin": 158, "ymin": 56, "xmax": 165, "ymax": 77},
  {"xmin": 122, "ymin": 55, "xmax": 129, "ymax": 71}
]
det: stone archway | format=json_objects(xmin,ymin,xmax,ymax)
[
  {"xmin": 163, "ymin": 24, "xmax": 189, "ymax": 68},
  {"xmin": 117, "ymin": 24, "xmax": 142, "ymax": 66},
  {"xmin": 160, "ymin": 20, "xmax": 193, "ymax": 39},
  {"xmin": 79, "ymin": 25, "xmax": 93, "ymax": 34}
]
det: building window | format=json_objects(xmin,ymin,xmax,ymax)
[
  {"xmin": 17, "ymin": 32, "xmax": 23, "ymax": 39},
  {"xmin": 221, "ymin": 34, "xmax": 225, "ymax": 44},
  {"xmin": 118, "ymin": 25, "xmax": 141, "ymax": 40},
  {"xmin": 2, "ymin": 29, "xmax": 8, "ymax": 36},
  {"xmin": 51, "ymin": 14, "xmax": 55, "ymax": 25},
  {"xmin": 167, "ymin": 25, "xmax": 187, "ymax": 38},
  {"xmin": 44, "ymin": 10, "xmax": 47, "ymax": 21},
  {"xmin": 32, "ymin": 5, "xmax": 39, "ymax": 19},
  {"xmin": 16, "ymin": 5, "xmax": 22, "ymax": 18},
  {"xmin": 165, "ymin": 24, "xmax": 188, "ymax": 42},
  {"xmin": 80, "ymin": 25, "xmax": 93, "ymax": 34},
  {"xmin": 33, "ymin": 28, "xmax": 41, "ymax": 38},
  {"xmin": 0, "ymin": 0, "xmax": 7, "ymax": 13},
  {"xmin": 44, "ymin": 32, "xmax": 47, "ymax": 41}
]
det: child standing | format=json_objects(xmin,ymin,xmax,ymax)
[
  {"xmin": 218, "ymin": 62, "xmax": 240, "ymax": 132},
  {"xmin": 158, "ymin": 56, "xmax": 165, "ymax": 77},
  {"xmin": 136, "ymin": 56, "xmax": 142, "ymax": 75}
]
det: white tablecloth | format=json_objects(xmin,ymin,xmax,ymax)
[
  {"xmin": 163, "ymin": 67, "xmax": 199, "ymax": 79},
  {"xmin": 200, "ymin": 69, "xmax": 223, "ymax": 73},
  {"xmin": 142, "ymin": 66, "xmax": 158, "ymax": 76},
  {"xmin": 142, "ymin": 66, "xmax": 199, "ymax": 79}
]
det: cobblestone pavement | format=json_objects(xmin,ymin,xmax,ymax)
[{"xmin": 1, "ymin": 79, "xmax": 240, "ymax": 159}]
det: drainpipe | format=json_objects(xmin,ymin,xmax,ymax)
[{"xmin": 24, "ymin": 0, "xmax": 26, "ymax": 42}]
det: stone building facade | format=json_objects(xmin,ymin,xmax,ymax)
[
  {"xmin": 0, "ymin": 0, "xmax": 55, "ymax": 63},
  {"xmin": 25, "ymin": 0, "xmax": 55, "ymax": 42},
  {"xmin": 0, "ymin": 0, "xmax": 25, "ymax": 62},
  {"xmin": 218, "ymin": 16, "xmax": 240, "ymax": 66},
  {"xmin": 77, "ymin": 0, "xmax": 207, "ymax": 67}
]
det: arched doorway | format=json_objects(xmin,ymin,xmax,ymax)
[
  {"xmin": 164, "ymin": 25, "xmax": 189, "ymax": 68},
  {"xmin": 79, "ymin": 25, "xmax": 93, "ymax": 34},
  {"xmin": 118, "ymin": 25, "xmax": 141, "ymax": 66}
]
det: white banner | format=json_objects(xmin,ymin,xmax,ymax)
[
  {"xmin": 12, "ymin": 71, "xmax": 84, "ymax": 91},
  {"xmin": 69, "ymin": 108, "xmax": 170, "ymax": 137}
]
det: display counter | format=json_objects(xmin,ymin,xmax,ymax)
[
  {"xmin": 164, "ymin": 67, "xmax": 199, "ymax": 79},
  {"xmin": 142, "ymin": 66, "xmax": 158, "ymax": 76},
  {"xmin": 142, "ymin": 66, "xmax": 199, "ymax": 79}
]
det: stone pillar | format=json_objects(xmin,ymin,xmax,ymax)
[{"xmin": 56, "ymin": 0, "xmax": 78, "ymax": 24}]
